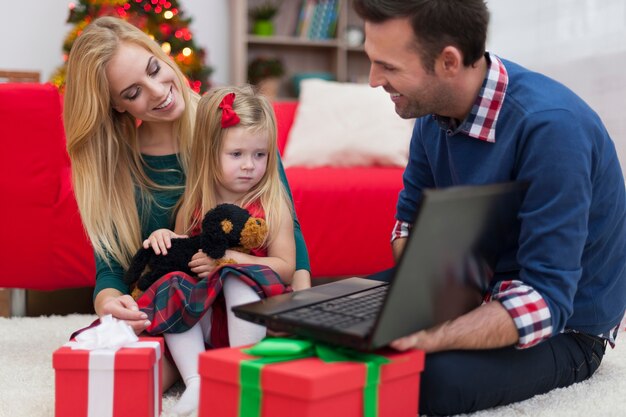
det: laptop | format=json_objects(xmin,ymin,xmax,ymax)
[{"xmin": 233, "ymin": 181, "xmax": 528, "ymax": 351}]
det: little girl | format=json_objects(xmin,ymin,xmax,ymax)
[{"xmin": 138, "ymin": 85, "xmax": 302, "ymax": 415}]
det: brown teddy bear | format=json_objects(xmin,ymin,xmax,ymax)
[{"xmin": 124, "ymin": 203, "xmax": 268, "ymax": 299}]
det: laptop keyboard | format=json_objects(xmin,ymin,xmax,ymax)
[{"xmin": 278, "ymin": 285, "xmax": 388, "ymax": 329}]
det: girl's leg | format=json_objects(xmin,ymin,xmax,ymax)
[
  {"xmin": 163, "ymin": 320, "xmax": 206, "ymax": 416},
  {"xmin": 223, "ymin": 275, "xmax": 267, "ymax": 346}
]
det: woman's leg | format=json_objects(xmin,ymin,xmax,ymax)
[
  {"xmin": 419, "ymin": 332, "xmax": 606, "ymax": 416},
  {"xmin": 161, "ymin": 356, "xmax": 180, "ymax": 392},
  {"xmin": 223, "ymin": 275, "xmax": 266, "ymax": 346}
]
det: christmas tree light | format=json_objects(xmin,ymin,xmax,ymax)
[{"xmin": 51, "ymin": 0, "xmax": 212, "ymax": 93}]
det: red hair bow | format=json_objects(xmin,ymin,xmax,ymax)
[{"xmin": 219, "ymin": 93, "xmax": 240, "ymax": 128}]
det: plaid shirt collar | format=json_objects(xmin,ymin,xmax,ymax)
[{"xmin": 434, "ymin": 52, "xmax": 508, "ymax": 143}]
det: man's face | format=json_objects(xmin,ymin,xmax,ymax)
[{"xmin": 364, "ymin": 18, "xmax": 451, "ymax": 119}]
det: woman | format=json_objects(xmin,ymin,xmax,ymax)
[{"xmin": 64, "ymin": 16, "xmax": 311, "ymax": 389}]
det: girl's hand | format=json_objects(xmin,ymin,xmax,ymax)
[
  {"xmin": 189, "ymin": 250, "xmax": 218, "ymax": 278},
  {"xmin": 100, "ymin": 294, "xmax": 151, "ymax": 335},
  {"xmin": 143, "ymin": 228, "xmax": 188, "ymax": 255}
]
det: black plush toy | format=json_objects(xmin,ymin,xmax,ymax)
[{"xmin": 124, "ymin": 203, "xmax": 268, "ymax": 298}]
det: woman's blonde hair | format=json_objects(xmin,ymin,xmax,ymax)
[
  {"xmin": 64, "ymin": 16, "xmax": 199, "ymax": 269},
  {"xmin": 178, "ymin": 85, "xmax": 289, "ymax": 247}
]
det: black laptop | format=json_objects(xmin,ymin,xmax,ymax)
[{"xmin": 233, "ymin": 182, "xmax": 527, "ymax": 351}]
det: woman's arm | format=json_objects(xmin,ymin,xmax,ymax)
[
  {"xmin": 93, "ymin": 248, "xmax": 150, "ymax": 333},
  {"xmin": 277, "ymin": 154, "xmax": 311, "ymax": 272}
]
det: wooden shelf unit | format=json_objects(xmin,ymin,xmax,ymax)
[
  {"xmin": 0, "ymin": 70, "xmax": 40, "ymax": 83},
  {"xmin": 230, "ymin": 0, "xmax": 370, "ymax": 98}
]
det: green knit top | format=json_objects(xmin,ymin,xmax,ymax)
[{"xmin": 94, "ymin": 153, "xmax": 310, "ymax": 298}]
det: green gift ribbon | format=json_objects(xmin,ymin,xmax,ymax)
[{"xmin": 239, "ymin": 337, "xmax": 390, "ymax": 417}]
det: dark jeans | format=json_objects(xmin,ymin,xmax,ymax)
[
  {"xmin": 366, "ymin": 269, "xmax": 607, "ymax": 416},
  {"xmin": 419, "ymin": 331, "xmax": 606, "ymax": 416}
]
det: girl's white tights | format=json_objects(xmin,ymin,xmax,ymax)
[
  {"xmin": 163, "ymin": 276, "xmax": 266, "ymax": 415},
  {"xmin": 223, "ymin": 275, "xmax": 267, "ymax": 347},
  {"xmin": 163, "ymin": 311, "xmax": 210, "ymax": 416}
]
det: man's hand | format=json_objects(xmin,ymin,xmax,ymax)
[
  {"xmin": 390, "ymin": 301, "xmax": 519, "ymax": 353},
  {"xmin": 390, "ymin": 326, "xmax": 443, "ymax": 352}
]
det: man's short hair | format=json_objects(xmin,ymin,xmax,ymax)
[{"xmin": 352, "ymin": 0, "xmax": 489, "ymax": 72}]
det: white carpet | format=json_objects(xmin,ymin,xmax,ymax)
[{"xmin": 0, "ymin": 314, "xmax": 624, "ymax": 417}]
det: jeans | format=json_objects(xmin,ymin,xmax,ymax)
[
  {"xmin": 365, "ymin": 269, "xmax": 607, "ymax": 416},
  {"xmin": 419, "ymin": 331, "xmax": 606, "ymax": 415}
]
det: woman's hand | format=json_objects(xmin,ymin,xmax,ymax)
[
  {"xmin": 291, "ymin": 269, "xmax": 312, "ymax": 291},
  {"xmin": 95, "ymin": 290, "xmax": 151, "ymax": 335},
  {"xmin": 143, "ymin": 228, "xmax": 188, "ymax": 255},
  {"xmin": 189, "ymin": 250, "xmax": 218, "ymax": 278}
]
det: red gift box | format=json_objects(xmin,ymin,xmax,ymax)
[
  {"xmin": 198, "ymin": 345, "xmax": 424, "ymax": 417},
  {"xmin": 52, "ymin": 337, "xmax": 163, "ymax": 417}
]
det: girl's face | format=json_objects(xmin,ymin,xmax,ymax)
[
  {"xmin": 216, "ymin": 126, "xmax": 269, "ymax": 202},
  {"xmin": 105, "ymin": 42, "xmax": 185, "ymax": 123}
]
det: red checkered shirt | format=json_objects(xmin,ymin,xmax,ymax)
[{"xmin": 391, "ymin": 54, "xmax": 618, "ymax": 349}]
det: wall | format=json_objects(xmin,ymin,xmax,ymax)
[
  {"xmin": 0, "ymin": 0, "xmax": 624, "ymax": 176},
  {"xmin": 486, "ymin": 0, "xmax": 626, "ymax": 177},
  {"xmin": 0, "ymin": 0, "xmax": 70, "ymax": 82},
  {"xmin": 0, "ymin": 0, "xmax": 230, "ymax": 86}
]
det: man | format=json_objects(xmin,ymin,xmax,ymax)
[{"xmin": 353, "ymin": 0, "xmax": 626, "ymax": 415}]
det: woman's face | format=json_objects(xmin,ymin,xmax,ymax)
[{"xmin": 105, "ymin": 42, "xmax": 185, "ymax": 123}]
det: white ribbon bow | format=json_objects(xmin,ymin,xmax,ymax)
[{"xmin": 71, "ymin": 314, "xmax": 138, "ymax": 351}]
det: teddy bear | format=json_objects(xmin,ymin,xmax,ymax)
[{"xmin": 124, "ymin": 203, "xmax": 268, "ymax": 299}]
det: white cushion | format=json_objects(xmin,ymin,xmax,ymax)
[{"xmin": 282, "ymin": 79, "xmax": 414, "ymax": 167}]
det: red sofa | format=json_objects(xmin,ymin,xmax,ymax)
[
  {"xmin": 0, "ymin": 83, "xmax": 94, "ymax": 290},
  {"xmin": 0, "ymin": 84, "xmax": 402, "ymax": 294},
  {"xmin": 274, "ymin": 101, "xmax": 403, "ymax": 278}
]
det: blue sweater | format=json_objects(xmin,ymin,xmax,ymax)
[{"xmin": 397, "ymin": 58, "xmax": 626, "ymax": 337}]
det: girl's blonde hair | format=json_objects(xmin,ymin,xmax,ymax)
[
  {"xmin": 178, "ymin": 85, "xmax": 289, "ymax": 247},
  {"xmin": 64, "ymin": 16, "xmax": 200, "ymax": 269}
]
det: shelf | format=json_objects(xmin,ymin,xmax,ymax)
[
  {"xmin": 247, "ymin": 35, "xmax": 340, "ymax": 48},
  {"xmin": 346, "ymin": 45, "xmax": 366, "ymax": 52},
  {"xmin": 230, "ymin": 0, "xmax": 368, "ymax": 98}
]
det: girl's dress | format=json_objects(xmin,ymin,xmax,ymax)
[{"xmin": 135, "ymin": 204, "xmax": 290, "ymax": 348}]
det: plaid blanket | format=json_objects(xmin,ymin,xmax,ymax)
[{"xmin": 135, "ymin": 264, "xmax": 290, "ymax": 348}]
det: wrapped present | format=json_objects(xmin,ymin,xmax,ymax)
[
  {"xmin": 52, "ymin": 315, "xmax": 163, "ymax": 417},
  {"xmin": 198, "ymin": 338, "xmax": 424, "ymax": 417}
]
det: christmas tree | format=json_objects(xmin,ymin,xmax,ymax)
[{"xmin": 51, "ymin": 0, "xmax": 212, "ymax": 93}]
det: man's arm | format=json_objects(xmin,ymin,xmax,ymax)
[{"xmin": 391, "ymin": 300, "xmax": 518, "ymax": 352}]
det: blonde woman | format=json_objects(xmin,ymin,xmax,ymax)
[
  {"xmin": 137, "ymin": 85, "xmax": 301, "ymax": 414},
  {"xmin": 64, "ymin": 16, "xmax": 311, "ymax": 394}
]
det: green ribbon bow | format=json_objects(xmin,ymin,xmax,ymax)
[{"xmin": 239, "ymin": 337, "xmax": 391, "ymax": 417}]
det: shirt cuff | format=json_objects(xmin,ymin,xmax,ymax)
[
  {"xmin": 489, "ymin": 280, "xmax": 553, "ymax": 349},
  {"xmin": 390, "ymin": 220, "xmax": 412, "ymax": 243}
]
